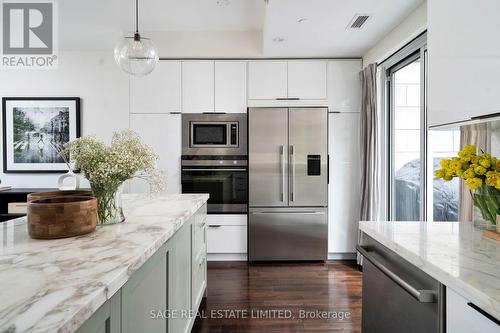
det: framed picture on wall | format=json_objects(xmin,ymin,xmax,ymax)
[{"xmin": 2, "ymin": 97, "xmax": 81, "ymax": 173}]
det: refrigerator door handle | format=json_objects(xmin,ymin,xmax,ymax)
[
  {"xmin": 290, "ymin": 145, "xmax": 296, "ymax": 202},
  {"xmin": 280, "ymin": 145, "xmax": 286, "ymax": 202}
]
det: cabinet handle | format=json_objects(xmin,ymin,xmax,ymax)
[
  {"xmin": 209, "ymin": 225, "xmax": 221, "ymax": 228},
  {"xmin": 276, "ymin": 97, "xmax": 300, "ymax": 101},
  {"xmin": 169, "ymin": 111, "xmax": 181, "ymax": 114},
  {"xmin": 356, "ymin": 245, "xmax": 436, "ymax": 303},
  {"xmin": 467, "ymin": 302, "xmax": 500, "ymax": 326},
  {"xmin": 471, "ymin": 112, "xmax": 500, "ymax": 120}
]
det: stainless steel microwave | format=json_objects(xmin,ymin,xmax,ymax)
[
  {"xmin": 182, "ymin": 113, "xmax": 247, "ymax": 156},
  {"xmin": 190, "ymin": 121, "xmax": 238, "ymax": 148}
]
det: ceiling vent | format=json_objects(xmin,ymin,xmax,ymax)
[{"xmin": 348, "ymin": 14, "xmax": 370, "ymax": 29}]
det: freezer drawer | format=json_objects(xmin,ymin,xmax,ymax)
[{"xmin": 248, "ymin": 207, "xmax": 327, "ymax": 261}]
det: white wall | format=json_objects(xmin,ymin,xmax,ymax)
[
  {"xmin": 0, "ymin": 51, "xmax": 130, "ymax": 188},
  {"xmin": 363, "ymin": 1, "xmax": 427, "ymax": 65},
  {"xmin": 149, "ymin": 31, "xmax": 262, "ymax": 58}
]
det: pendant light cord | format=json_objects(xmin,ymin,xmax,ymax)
[
  {"xmin": 134, "ymin": 0, "xmax": 140, "ymax": 40},
  {"xmin": 135, "ymin": 0, "xmax": 139, "ymax": 34}
]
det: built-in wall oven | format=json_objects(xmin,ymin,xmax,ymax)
[
  {"xmin": 181, "ymin": 113, "xmax": 248, "ymax": 214},
  {"xmin": 181, "ymin": 156, "xmax": 248, "ymax": 214}
]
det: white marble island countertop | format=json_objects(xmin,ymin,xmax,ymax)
[
  {"xmin": 0, "ymin": 193, "xmax": 209, "ymax": 333},
  {"xmin": 359, "ymin": 221, "xmax": 500, "ymax": 321}
]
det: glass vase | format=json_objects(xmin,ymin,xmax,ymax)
[
  {"xmin": 91, "ymin": 183, "xmax": 125, "ymax": 225},
  {"xmin": 471, "ymin": 185, "xmax": 500, "ymax": 229}
]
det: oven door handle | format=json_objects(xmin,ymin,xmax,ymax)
[{"xmin": 181, "ymin": 168, "xmax": 247, "ymax": 172}]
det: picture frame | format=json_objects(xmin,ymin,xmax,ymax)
[{"xmin": 2, "ymin": 97, "xmax": 81, "ymax": 173}]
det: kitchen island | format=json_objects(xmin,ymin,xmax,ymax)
[
  {"xmin": 359, "ymin": 221, "xmax": 500, "ymax": 333},
  {"xmin": 0, "ymin": 193, "xmax": 209, "ymax": 333}
]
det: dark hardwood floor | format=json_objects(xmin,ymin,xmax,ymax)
[{"xmin": 191, "ymin": 261, "xmax": 362, "ymax": 333}]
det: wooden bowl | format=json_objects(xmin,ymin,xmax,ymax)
[
  {"xmin": 27, "ymin": 196, "xmax": 98, "ymax": 239},
  {"xmin": 27, "ymin": 190, "xmax": 93, "ymax": 202}
]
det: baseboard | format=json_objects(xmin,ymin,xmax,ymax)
[
  {"xmin": 207, "ymin": 253, "xmax": 247, "ymax": 261},
  {"xmin": 207, "ymin": 253, "xmax": 356, "ymax": 261},
  {"xmin": 328, "ymin": 253, "xmax": 357, "ymax": 260}
]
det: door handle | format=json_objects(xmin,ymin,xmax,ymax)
[
  {"xmin": 356, "ymin": 245, "xmax": 436, "ymax": 303},
  {"xmin": 290, "ymin": 145, "xmax": 296, "ymax": 202},
  {"xmin": 280, "ymin": 145, "xmax": 286, "ymax": 202},
  {"xmin": 327, "ymin": 154, "xmax": 330, "ymax": 185}
]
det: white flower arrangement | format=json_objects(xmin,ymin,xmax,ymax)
[{"xmin": 64, "ymin": 129, "xmax": 164, "ymax": 223}]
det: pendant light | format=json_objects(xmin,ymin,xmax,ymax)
[{"xmin": 114, "ymin": 0, "xmax": 158, "ymax": 76}]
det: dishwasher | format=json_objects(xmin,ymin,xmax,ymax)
[{"xmin": 357, "ymin": 235, "xmax": 445, "ymax": 333}]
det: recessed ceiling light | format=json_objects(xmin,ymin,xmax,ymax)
[
  {"xmin": 216, "ymin": 0, "xmax": 231, "ymax": 7},
  {"xmin": 272, "ymin": 37, "xmax": 285, "ymax": 43},
  {"xmin": 297, "ymin": 18, "xmax": 308, "ymax": 23}
]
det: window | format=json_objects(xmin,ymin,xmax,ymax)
[
  {"xmin": 383, "ymin": 33, "xmax": 427, "ymax": 221},
  {"xmin": 428, "ymin": 127, "xmax": 460, "ymax": 221}
]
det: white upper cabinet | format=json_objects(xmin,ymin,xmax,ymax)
[
  {"xmin": 327, "ymin": 60, "xmax": 362, "ymax": 112},
  {"xmin": 248, "ymin": 61, "xmax": 288, "ymax": 100},
  {"xmin": 130, "ymin": 61, "xmax": 181, "ymax": 113},
  {"xmin": 288, "ymin": 61, "xmax": 327, "ymax": 99},
  {"xmin": 129, "ymin": 113, "xmax": 181, "ymax": 194},
  {"xmin": 215, "ymin": 61, "xmax": 247, "ymax": 113},
  {"xmin": 182, "ymin": 61, "xmax": 215, "ymax": 113},
  {"xmin": 248, "ymin": 60, "xmax": 329, "ymax": 102},
  {"xmin": 428, "ymin": 0, "xmax": 500, "ymax": 126}
]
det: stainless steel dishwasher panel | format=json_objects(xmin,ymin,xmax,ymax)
[
  {"xmin": 248, "ymin": 207, "xmax": 327, "ymax": 261},
  {"xmin": 359, "ymin": 235, "xmax": 444, "ymax": 333}
]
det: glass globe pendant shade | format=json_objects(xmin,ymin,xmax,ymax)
[{"xmin": 114, "ymin": 33, "xmax": 159, "ymax": 76}]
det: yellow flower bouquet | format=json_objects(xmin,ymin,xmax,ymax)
[{"xmin": 435, "ymin": 145, "xmax": 500, "ymax": 225}]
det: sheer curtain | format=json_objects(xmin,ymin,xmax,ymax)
[
  {"xmin": 359, "ymin": 63, "xmax": 379, "ymax": 222},
  {"xmin": 459, "ymin": 123, "xmax": 491, "ymax": 221}
]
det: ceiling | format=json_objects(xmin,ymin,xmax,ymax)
[
  {"xmin": 59, "ymin": 0, "xmax": 424, "ymax": 57},
  {"xmin": 263, "ymin": 0, "xmax": 424, "ymax": 57}
]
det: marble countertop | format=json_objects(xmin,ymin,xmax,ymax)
[
  {"xmin": 359, "ymin": 221, "xmax": 500, "ymax": 321},
  {"xmin": 0, "ymin": 193, "xmax": 209, "ymax": 333}
]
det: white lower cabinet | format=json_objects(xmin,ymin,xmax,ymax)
[
  {"xmin": 77, "ymin": 204, "xmax": 207, "ymax": 333},
  {"xmin": 192, "ymin": 205, "xmax": 207, "ymax": 310},
  {"xmin": 446, "ymin": 288, "xmax": 499, "ymax": 333},
  {"xmin": 207, "ymin": 214, "xmax": 247, "ymax": 260},
  {"xmin": 328, "ymin": 113, "xmax": 361, "ymax": 255},
  {"xmin": 76, "ymin": 292, "xmax": 121, "ymax": 333},
  {"xmin": 129, "ymin": 113, "xmax": 181, "ymax": 194}
]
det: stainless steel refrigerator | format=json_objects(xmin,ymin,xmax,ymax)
[{"xmin": 248, "ymin": 107, "xmax": 328, "ymax": 261}]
